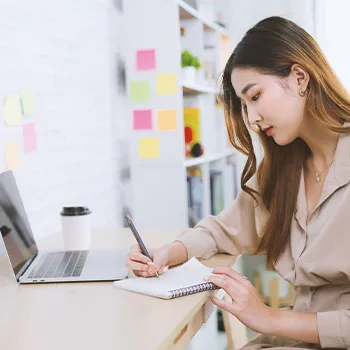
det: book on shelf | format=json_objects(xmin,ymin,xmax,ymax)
[
  {"xmin": 187, "ymin": 167, "xmax": 204, "ymax": 227},
  {"xmin": 210, "ymin": 170, "xmax": 223, "ymax": 216},
  {"xmin": 230, "ymin": 157, "xmax": 239, "ymax": 199},
  {"xmin": 184, "ymin": 107, "xmax": 201, "ymax": 158}
]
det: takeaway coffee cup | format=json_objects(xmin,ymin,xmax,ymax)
[{"xmin": 61, "ymin": 206, "xmax": 91, "ymax": 250}]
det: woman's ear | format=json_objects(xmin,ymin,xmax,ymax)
[{"xmin": 290, "ymin": 64, "xmax": 310, "ymax": 93}]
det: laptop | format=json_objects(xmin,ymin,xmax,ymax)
[{"xmin": 0, "ymin": 171, "xmax": 128, "ymax": 284}]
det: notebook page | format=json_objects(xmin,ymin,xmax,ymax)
[{"xmin": 113, "ymin": 258, "xmax": 214, "ymax": 299}]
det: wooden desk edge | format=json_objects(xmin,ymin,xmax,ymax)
[{"xmin": 159, "ymin": 254, "xmax": 238, "ymax": 350}]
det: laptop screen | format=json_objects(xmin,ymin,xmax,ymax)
[{"xmin": 0, "ymin": 171, "xmax": 38, "ymax": 279}]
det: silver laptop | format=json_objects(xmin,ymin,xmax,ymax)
[{"xmin": 0, "ymin": 171, "xmax": 128, "ymax": 284}]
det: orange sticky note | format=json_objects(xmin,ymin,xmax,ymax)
[
  {"xmin": 139, "ymin": 138, "xmax": 159, "ymax": 159},
  {"xmin": 5, "ymin": 141, "xmax": 21, "ymax": 171},
  {"xmin": 156, "ymin": 74, "xmax": 177, "ymax": 95},
  {"xmin": 157, "ymin": 109, "xmax": 177, "ymax": 131}
]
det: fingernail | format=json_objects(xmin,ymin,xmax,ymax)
[
  {"xmin": 203, "ymin": 276, "xmax": 209, "ymax": 281},
  {"xmin": 147, "ymin": 262, "xmax": 153, "ymax": 266},
  {"xmin": 163, "ymin": 266, "xmax": 169, "ymax": 273}
]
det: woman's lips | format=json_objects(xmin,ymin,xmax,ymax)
[{"xmin": 265, "ymin": 127, "xmax": 273, "ymax": 136}]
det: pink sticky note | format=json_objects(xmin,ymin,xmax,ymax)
[
  {"xmin": 136, "ymin": 49, "xmax": 156, "ymax": 71},
  {"xmin": 133, "ymin": 109, "xmax": 152, "ymax": 130},
  {"xmin": 23, "ymin": 123, "xmax": 37, "ymax": 152}
]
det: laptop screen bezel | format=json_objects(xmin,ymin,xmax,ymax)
[{"xmin": 0, "ymin": 171, "xmax": 39, "ymax": 280}]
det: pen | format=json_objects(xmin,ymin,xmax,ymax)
[{"xmin": 125, "ymin": 214, "xmax": 159, "ymax": 278}]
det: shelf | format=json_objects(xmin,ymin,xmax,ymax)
[
  {"xmin": 177, "ymin": 0, "xmax": 230, "ymax": 36},
  {"xmin": 184, "ymin": 148, "xmax": 237, "ymax": 168},
  {"xmin": 182, "ymin": 82, "xmax": 217, "ymax": 94}
]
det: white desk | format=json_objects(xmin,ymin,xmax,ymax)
[{"xmin": 0, "ymin": 228, "xmax": 236, "ymax": 350}]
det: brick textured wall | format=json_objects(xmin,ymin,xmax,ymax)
[{"xmin": 0, "ymin": 0, "xmax": 128, "ymax": 240}]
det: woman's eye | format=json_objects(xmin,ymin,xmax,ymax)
[{"xmin": 252, "ymin": 93, "xmax": 260, "ymax": 102}]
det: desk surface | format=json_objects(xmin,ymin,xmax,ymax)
[{"xmin": 0, "ymin": 228, "xmax": 236, "ymax": 350}]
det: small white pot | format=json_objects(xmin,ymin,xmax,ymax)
[
  {"xmin": 182, "ymin": 66, "xmax": 196, "ymax": 85},
  {"xmin": 196, "ymin": 68, "xmax": 206, "ymax": 85}
]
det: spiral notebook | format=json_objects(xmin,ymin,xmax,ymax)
[{"xmin": 113, "ymin": 257, "xmax": 220, "ymax": 299}]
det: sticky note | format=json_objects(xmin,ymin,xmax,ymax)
[
  {"xmin": 133, "ymin": 109, "xmax": 152, "ymax": 130},
  {"xmin": 139, "ymin": 138, "xmax": 159, "ymax": 159},
  {"xmin": 156, "ymin": 74, "xmax": 177, "ymax": 95},
  {"xmin": 5, "ymin": 141, "xmax": 21, "ymax": 171},
  {"xmin": 20, "ymin": 88, "xmax": 34, "ymax": 116},
  {"xmin": 157, "ymin": 109, "xmax": 177, "ymax": 131},
  {"xmin": 4, "ymin": 95, "xmax": 22, "ymax": 126},
  {"xmin": 23, "ymin": 123, "xmax": 37, "ymax": 152},
  {"xmin": 136, "ymin": 49, "xmax": 156, "ymax": 71},
  {"xmin": 130, "ymin": 81, "xmax": 151, "ymax": 102}
]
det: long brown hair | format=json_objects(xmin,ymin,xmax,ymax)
[{"xmin": 220, "ymin": 16, "xmax": 350, "ymax": 269}]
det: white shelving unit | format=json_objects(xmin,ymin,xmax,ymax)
[
  {"xmin": 123, "ymin": 1, "xmax": 239, "ymax": 348},
  {"xmin": 182, "ymin": 82, "xmax": 217, "ymax": 94},
  {"xmin": 184, "ymin": 148, "xmax": 236, "ymax": 167},
  {"xmin": 178, "ymin": 0, "xmax": 230, "ymax": 36},
  {"xmin": 124, "ymin": 0, "xmax": 239, "ymax": 233}
]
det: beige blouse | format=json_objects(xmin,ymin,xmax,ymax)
[{"xmin": 177, "ymin": 131, "xmax": 350, "ymax": 349}]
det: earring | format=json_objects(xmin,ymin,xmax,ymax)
[{"xmin": 299, "ymin": 89, "xmax": 306, "ymax": 97}]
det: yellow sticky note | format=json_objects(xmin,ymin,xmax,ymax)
[
  {"xmin": 139, "ymin": 138, "xmax": 159, "ymax": 159},
  {"xmin": 5, "ymin": 141, "xmax": 21, "ymax": 171},
  {"xmin": 157, "ymin": 109, "xmax": 177, "ymax": 131},
  {"xmin": 20, "ymin": 88, "xmax": 34, "ymax": 116},
  {"xmin": 4, "ymin": 95, "xmax": 22, "ymax": 126},
  {"xmin": 156, "ymin": 74, "xmax": 177, "ymax": 95}
]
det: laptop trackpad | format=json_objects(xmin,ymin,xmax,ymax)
[{"xmin": 81, "ymin": 249, "xmax": 128, "ymax": 281}]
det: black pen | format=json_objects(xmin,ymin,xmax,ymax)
[{"xmin": 125, "ymin": 214, "xmax": 159, "ymax": 278}]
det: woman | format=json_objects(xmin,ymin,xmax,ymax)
[{"xmin": 126, "ymin": 16, "xmax": 350, "ymax": 349}]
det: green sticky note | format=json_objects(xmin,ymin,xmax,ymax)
[
  {"xmin": 4, "ymin": 95, "xmax": 22, "ymax": 126},
  {"xmin": 20, "ymin": 88, "xmax": 34, "ymax": 116},
  {"xmin": 130, "ymin": 81, "xmax": 151, "ymax": 102}
]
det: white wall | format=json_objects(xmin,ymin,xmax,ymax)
[
  {"xmin": 0, "ymin": 0, "xmax": 126, "ymax": 240},
  {"xmin": 313, "ymin": 0, "xmax": 350, "ymax": 91},
  {"xmin": 225, "ymin": 0, "xmax": 316, "ymax": 175},
  {"xmin": 228, "ymin": 0, "xmax": 315, "ymax": 46}
]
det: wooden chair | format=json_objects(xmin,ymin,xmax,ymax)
[
  {"xmin": 221, "ymin": 257, "xmax": 295, "ymax": 349},
  {"xmin": 221, "ymin": 293, "xmax": 249, "ymax": 350},
  {"xmin": 254, "ymin": 272, "xmax": 295, "ymax": 309}
]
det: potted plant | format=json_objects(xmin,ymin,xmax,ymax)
[{"xmin": 181, "ymin": 50, "xmax": 201, "ymax": 84}]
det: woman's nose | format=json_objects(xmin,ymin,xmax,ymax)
[{"xmin": 247, "ymin": 109, "xmax": 262, "ymax": 126}]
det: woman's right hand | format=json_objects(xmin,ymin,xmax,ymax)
[{"xmin": 126, "ymin": 244, "xmax": 169, "ymax": 277}]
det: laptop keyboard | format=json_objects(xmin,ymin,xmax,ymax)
[{"xmin": 28, "ymin": 251, "xmax": 88, "ymax": 279}]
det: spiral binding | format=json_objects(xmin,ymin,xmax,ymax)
[{"xmin": 169, "ymin": 282, "xmax": 219, "ymax": 299}]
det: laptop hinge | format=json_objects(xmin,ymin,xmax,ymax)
[{"xmin": 16, "ymin": 252, "xmax": 39, "ymax": 281}]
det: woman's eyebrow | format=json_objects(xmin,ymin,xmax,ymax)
[{"xmin": 241, "ymin": 83, "xmax": 257, "ymax": 95}]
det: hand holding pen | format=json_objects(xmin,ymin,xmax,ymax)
[{"xmin": 125, "ymin": 215, "xmax": 169, "ymax": 278}]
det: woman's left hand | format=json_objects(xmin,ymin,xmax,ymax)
[{"xmin": 206, "ymin": 266, "xmax": 274, "ymax": 334}]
